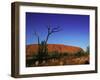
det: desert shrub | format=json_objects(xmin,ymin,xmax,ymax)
[
  {"xmin": 26, "ymin": 59, "xmax": 33, "ymax": 67},
  {"xmin": 36, "ymin": 52, "xmax": 46, "ymax": 63},
  {"xmin": 47, "ymin": 53, "xmax": 53, "ymax": 59},
  {"xmin": 74, "ymin": 51, "xmax": 85, "ymax": 57},
  {"xmin": 26, "ymin": 54, "xmax": 38, "ymax": 67},
  {"xmin": 47, "ymin": 52, "xmax": 69, "ymax": 60},
  {"xmin": 36, "ymin": 41, "xmax": 49, "ymax": 63},
  {"xmin": 61, "ymin": 52, "xmax": 69, "ymax": 57},
  {"xmin": 48, "ymin": 51, "xmax": 60, "ymax": 59},
  {"xmin": 32, "ymin": 54, "xmax": 38, "ymax": 60}
]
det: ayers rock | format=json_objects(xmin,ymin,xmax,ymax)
[{"xmin": 26, "ymin": 44, "xmax": 84, "ymax": 56}]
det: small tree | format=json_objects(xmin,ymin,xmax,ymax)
[
  {"xmin": 85, "ymin": 46, "xmax": 89, "ymax": 55},
  {"xmin": 33, "ymin": 25, "xmax": 62, "ymax": 64}
]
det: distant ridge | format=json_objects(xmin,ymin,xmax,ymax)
[{"xmin": 26, "ymin": 44, "xmax": 84, "ymax": 56}]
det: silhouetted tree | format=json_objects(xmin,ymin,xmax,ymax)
[
  {"xmin": 86, "ymin": 46, "xmax": 89, "ymax": 53},
  {"xmin": 33, "ymin": 25, "xmax": 62, "ymax": 64},
  {"xmin": 85, "ymin": 46, "xmax": 89, "ymax": 55}
]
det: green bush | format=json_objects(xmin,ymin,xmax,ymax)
[
  {"xmin": 74, "ymin": 51, "xmax": 85, "ymax": 57},
  {"xmin": 61, "ymin": 52, "xmax": 69, "ymax": 57}
]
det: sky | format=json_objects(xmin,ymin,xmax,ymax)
[{"xmin": 26, "ymin": 12, "xmax": 90, "ymax": 50}]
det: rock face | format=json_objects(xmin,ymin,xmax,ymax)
[{"xmin": 26, "ymin": 44, "xmax": 84, "ymax": 56}]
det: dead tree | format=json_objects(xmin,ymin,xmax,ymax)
[
  {"xmin": 33, "ymin": 25, "xmax": 62, "ymax": 64},
  {"xmin": 43, "ymin": 25, "xmax": 62, "ymax": 60},
  {"xmin": 33, "ymin": 31, "xmax": 42, "ymax": 63}
]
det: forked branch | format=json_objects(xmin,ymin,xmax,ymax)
[{"xmin": 45, "ymin": 25, "xmax": 62, "ymax": 43}]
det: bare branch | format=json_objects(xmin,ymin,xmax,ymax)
[
  {"xmin": 52, "ymin": 26, "xmax": 61, "ymax": 30},
  {"xmin": 46, "ymin": 25, "xmax": 51, "ymax": 33},
  {"xmin": 45, "ymin": 25, "xmax": 62, "ymax": 43},
  {"xmin": 33, "ymin": 31, "xmax": 40, "ymax": 44},
  {"xmin": 50, "ymin": 27, "xmax": 62, "ymax": 34}
]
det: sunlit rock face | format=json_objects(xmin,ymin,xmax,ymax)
[{"xmin": 26, "ymin": 44, "xmax": 84, "ymax": 56}]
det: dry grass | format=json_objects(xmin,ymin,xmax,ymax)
[{"xmin": 26, "ymin": 55, "xmax": 89, "ymax": 67}]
